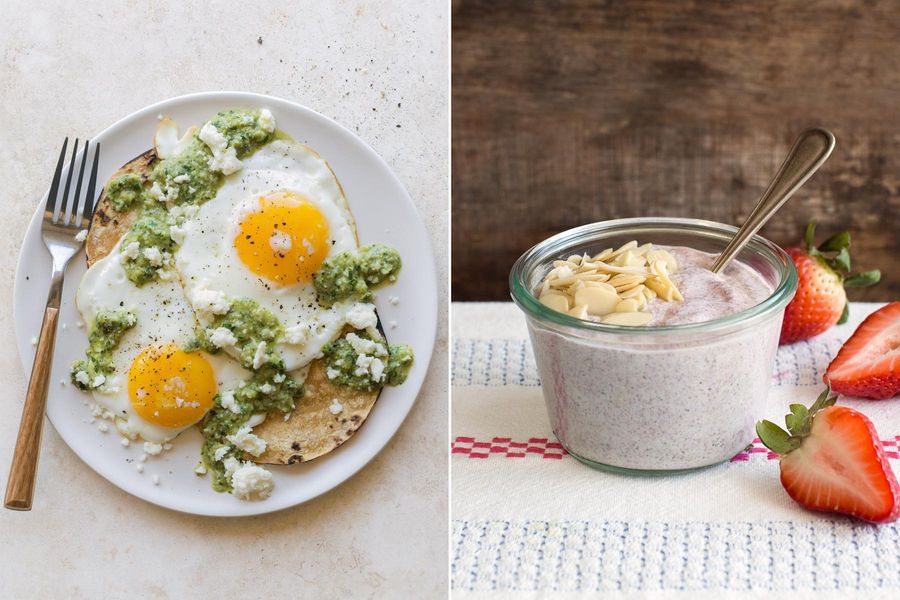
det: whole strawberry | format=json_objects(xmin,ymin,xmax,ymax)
[
  {"xmin": 779, "ymin": 221, "xmax": 880, "ymax": 344},
  {"xmin": 757, "ymin": 387, "xmax": 900, "ymax": 523}
]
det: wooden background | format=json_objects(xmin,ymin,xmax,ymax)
[{"xmin": 452, "ymin": 0, "xmax": 900, "ymax": 301}]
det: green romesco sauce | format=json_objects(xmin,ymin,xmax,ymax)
[
  {"xmin": 193, "ymin": 298, "xmax": 284, "ymax": 370},
  {"xmin": 70, "ymin": 310, "xmax": 137, "ymax": 390},
  {"xmin": 322, "ymin": 331, "xmax": 414, "ymax": 391},
  {"xmin": 151, "ymin": 137, "xmax": 223, "ymax": 207},
  {"xmin": 199, "ymin": 367, "xmax": 301, "ymax": 491},
  {"xmin": 119, "ymin": 109, "xmax": 275, "ymax": 286},
  {"xmin": 105, "ymin": 173, "xmax": 144, "ymax": 212},
  {"xmin": 119, "ymin": 203, "xmax": 176, "ymax": 285},
  {"xmin": 208, "ymin": 109, "xmax": 275, "ymax": 158},
  {"xmin": 313, "ymin": 244, "xmax": 402, "ymax": 306}
]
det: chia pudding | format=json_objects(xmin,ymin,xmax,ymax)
[{"xmin": 510, "ymin": 218, "xmax": 797, "ymax": 472}]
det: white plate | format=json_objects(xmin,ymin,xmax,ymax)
[{"xmin": 13, "ymin": 92, "xmax": 437, "ymax": 516}]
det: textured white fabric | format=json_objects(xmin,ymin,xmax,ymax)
[{"xmin": 451, "ymin": 302, "xmax": 900, "ymax": 598}]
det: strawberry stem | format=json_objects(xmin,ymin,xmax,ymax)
[
  {"xmin": 803, "ymin": 221, "xmax": 818, "ymax": 255},
  {"xmin": 756, "ymin": 387, "xmax": 838, "ymax": 456}
]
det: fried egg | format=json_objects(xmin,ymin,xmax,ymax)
[
  {"xmin": 175, "ymin": 140, "xmax": 363, "ymax": 370},
  {"xmin": 76, "ymin": 241, "xmax": 251, "ymax": 443}
]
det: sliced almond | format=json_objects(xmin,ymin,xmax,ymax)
[
  {"xmin": 568, "ymin": 304, "xmax": 589, "ymax": 319},
  {"xmin": 619, "ymin": 285, "xmax": 646, "ymax": 299},
  {"xmin": 634, "ymin": 243, "xmax": 654, "ymax": 256},
  {"xmin": 593, "ymin": 263, "xmax": 650, "ymax": 275},
  {"xmin": 591, "ymin": 248, "xmax": 613, "ymax": 262},
  {"xmin": 615, "ymin": 299, "xmax": 640, "ymax": 312},
  {"xmin": 647, "ymin": 249, "xmax": 678, "ymax": 273},
  {"xmin": 574, "ymin": 286, "xmax": 619, "ymax": 317},
  {"xmin": 539, "ymin": 292, "xmax": 570, "ymax": 313},
  {"xmin": 607, "ymin": 240, "xmax": 638, "ymax": 260},
  {"xmin": 601, "ymin": 311, "xmax": 653, "ymax": 326}
]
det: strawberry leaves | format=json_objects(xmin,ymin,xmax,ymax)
[
  {"xmin": 844, "ymin": 271, "xmax": 881, "ymax": 288},
  {"xmin": 800, "ymin": 220, "xmax": 881, "ymax": 294},
  {"xmin": 756, "ymin": 387, "xmax": 838, "ymax": 456}
]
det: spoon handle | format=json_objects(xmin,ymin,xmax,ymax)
[{"xmin": 711, "ymin": 128, "xmax": 836, "ymax": 273}]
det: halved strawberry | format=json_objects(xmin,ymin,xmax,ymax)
[
  {"xmin": 824, "ymin": 302, "xmax": 900, "ymax": 400},
  {"xmin": 757, "ymin": 388, "xmax": 900, "ymax": 523},
  {"xmin": 779, "ymin": 221, "xmax": 880, "ymax": 345}
]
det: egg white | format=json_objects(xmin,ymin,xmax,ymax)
[
  {"xmin": 175, "ymin": 140, "xmax": 362, "ymax": 371},
  {"xmin": 76, "ymin": 239, "xmax": 251, "ymax": 443}
]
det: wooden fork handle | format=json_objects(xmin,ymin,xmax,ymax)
[{"xmin": 5, "ymin": 305, "xmax": 59, "ymax": 510}]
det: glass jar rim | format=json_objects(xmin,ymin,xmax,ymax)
[{"xmin": 509, "ymin": 217, "xmax": 798, "ymax": 335}]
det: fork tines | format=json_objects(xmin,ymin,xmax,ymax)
[{"xmin": 45, "ymin": 138, "xmax": 100, "ymax": 229}]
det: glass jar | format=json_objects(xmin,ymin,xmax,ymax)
[{"xmin": 509, "ymin": 218, "xmax": 798, "ymax": 473}]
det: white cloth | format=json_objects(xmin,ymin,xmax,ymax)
[{"xmin": 451, "ymin": 302, "xmax": 900, "ymax": 598}]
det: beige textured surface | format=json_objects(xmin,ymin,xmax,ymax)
[{"xmin": 0, "ymin": 1, "xmax": 448, "ymax": 598}]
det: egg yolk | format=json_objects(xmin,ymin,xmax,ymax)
[
  {"xmin": 234, "ymin": 191, "xmax": 331, "ymax": 285},
  {"xmin": 128, "ymin": 344, "xmax": 217, "ymax": 429}
]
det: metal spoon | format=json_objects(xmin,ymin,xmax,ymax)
[{"xmin": 710, "ymin": 128, "xmax": 835, "ymax": 273}]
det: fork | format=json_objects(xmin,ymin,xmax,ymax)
[{"xmin": 5, "ymin": 139, "xmax": 100, "ymax": 511}]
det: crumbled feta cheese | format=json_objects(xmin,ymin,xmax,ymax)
[
  {"xmin": 152, "ymin": 474, "xmax": 160, "ymax": 485},
  {"xmin": 173, "ymin": 173, "xmax": 190, "ymax": 183},
  {"xmin": 199, "ymin": 122, "xmax": 243, "ymax": 175},
  {"xmin": 273, "ymin": 372, "xmax": 286, "ymax": 383},
  {"xmin": 301, "ymin": 238, "xmax": 315, "ymax": 256},
  {"xmin": 326, "ymin": 367, "xmax": 341, "ymax": 380},
  {"xmin": 214, "ymin": 447, "xmax": 228, "ymax": 462},
  {"xmin": 346, "ymin": 332, "xmax": 377, "ymax": 355},
  {"xmin": 259, "ymin": 383, "xmax": 274, "ymax": 395},
  {"xmin": 121, "ymin": 241, "xmax": 141, "ymax": 260},
  {"xmin": 226, "ymin": 426, "xmax": 267, "ymax": 457},
  {"xmin": 388, "ymin": 296, "xmax": 400, "ymax": 305},
  {"xmin": 148, "ymin": 181, "xmax": 166, "ymax": 202},
  {"xmin": 140, "ymin": 454, "xmax": 148, "ymax": 463},
  {"xmin": 252, "ymin": 341, "xmax": 267, "ymax": 370},
  {"xmin": 97, "ymin": 422, "xmax": 108, "ymax": 433},
  {"xmin": 30, "ymin": 336, "xmax": 38, "ymax": 346},
  {"xmin": 169, "ymin": 224, "xmax": 187, "ymax": 245},
  {"xmin": 157, "ymin": 268, "xmax": 177, "ymax": 281},
  {"xmin": 194, "ymin": 463, "xmax": 207, "ymax": 476},
  {"xmin": 143, "ymin": 442, "xmax": 163, "ymax": 456},
  {"xmin": 74, "ymin": 229, "xmax": 88, "ymax": 242},
  {"xmin": 284, "ymin": 323, "xmax": 310, "ymax": 345},
  {"xmin": 247, "ymin": 413, "xmax": 267, "ymax": 428},
  {"xmin": 91, "ymin": 374, "xmax": 106, "ymax": 388},
  {"xmin": 258, "ymin": 108, "xmax": 276, "ymax": 132},
  {"xmin": 120, "ymin": 437, "xmax": 130, "ymax": 447},
  {"xmin": 207, "ymin": 327, "xmax": 238, "ymax": 348},
  {"xmin": 142, "ymin": 246, "xmax": 163, "ymax": 266},
  {"xmin": 329, "ymin": 399, "xmax": 343, "ymax": 414},
  {"xmin": 347, "ymin": 303, "xmax": 378, "ymax": 330},
  {"xmin": 269, "ymin": 230, "xmax": 292, "ymax": 253},
  {"xmin": 59, "ymin": 379, "xmax": 66, "ymax": 386},
  {"xmin": 190, "ymin": 286, "xmax": 231, "ymax": 319},
  {"xmin": 370, "ymin": 357, "xmax": 385, "ymax": 382},
  {"xmin": 136, "ymin": 464, "xmax": 144, "ymax": 473},
  {"xmin": 389, "ymin": 320, "xmax": 397, "ymax": 329},
  {"xmin": 353, "ymin": 354, "xmax": 386, "ymax": 382},
  {"xmin": 223, "ymin": 456, "xmax": 240, "ymax": 475},
  {"xmin": 230, "ymin": 463, "xmax": 274, "ymax": 500},
  {"xmin": 220, "ymin": 390, "xmax": 241, "ymax": 414}
]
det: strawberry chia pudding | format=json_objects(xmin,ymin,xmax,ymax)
[{"xmin": 510, "ymin": 218, "xmax": 798, "ymax": 472}]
